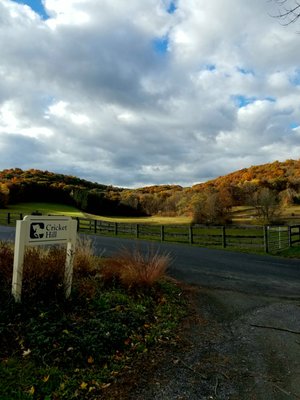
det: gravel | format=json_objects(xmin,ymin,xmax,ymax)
[{"xmin": 104, "ymin": 284, "xmax": 300, "ymax": 400}]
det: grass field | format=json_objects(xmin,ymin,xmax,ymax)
[
  {"xmin": 83, "ymin": 212, "xmax": 191, "ymax": 225},
  {"xmin": 4, "ymin": 202, "xmax": 86, "ymax": 218},
  {"xmin": 3, "ymin": 202, "xmax": 300, "ymax": 225},
  {"xmin": 231, "ymin": 205, "xmax": 300, "ymax": 224},
  {"xmin": 1, "ymin": 203, "xmax": 191, "ymax": 225}
]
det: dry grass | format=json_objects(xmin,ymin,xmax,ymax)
[
  {"xmin": 0, "ymin": 238, "xmax": 169, "ymax": 301},
  {"xmin": 0, "ymin": 236, "xmax": 101, "ymax": 301},
  {"xmin": 0, "ymin": 241, "xmax": 14, "ymax": 286},
  {"xmin": 22, "ymin": 246, "xmax": 65, "ymax": 297},
  {"xmin": 73, "ymin": 235, "xmax": 100, "ymax": 276},
  {"xmin": 101, "ymin": 247, "xmax": 171, "ymax": 287}
]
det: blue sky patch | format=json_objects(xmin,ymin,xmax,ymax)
[
  {"xmin": 153, "ymin": 36, "xmax": 169, "ymax": 54},
  {"xmin": 202, "ymin": 64, "xmax": 216, "ymax": 71},
  {"xmin": 236, "ymin": 67, "xmax": 255, "ymax": 76},
  {"xmin": 290, "ymin": 122, "xmax": 299, "ymax": 129},
  {"xmin": 289, "ymin": 69, "xmax": 300, "ymax": 86},
  {"xmin": 232, "ymin": 95, "xmax": 276, "ymax": 108},
  {"xmin": 232, "ymin": 95, "xmax": 257, "ymax": 108},
  {"xmin": 167, "ymin": 1, "xmax": 177, "ymax": 14},
  {"xmin": 12, "ymin": 0, "xmax": 49, "ymax": 20}
]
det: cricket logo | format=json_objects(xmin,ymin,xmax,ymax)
[{"xmin": 30, "ymin": 223, "xmax": 45, "ymax": 239}]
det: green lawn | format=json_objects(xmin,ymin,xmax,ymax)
[
  {"xmin": 4, "ymin": 202, "xmax": 86, "ymax": 218},
  {"xmin": 83, "ymin": 213, "xmax": 191, "ymax": 225},
  {"xmin": 1, "ymin": 203, "xmax": 191, "ymax": 225},
  {"xmin": 231, "ymin": 204, "xmax": 300, "ymax": 224}
]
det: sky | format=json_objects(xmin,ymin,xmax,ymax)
[{"xmin": 1, "ymin": 0, "xmax": 300, "ymax": 188}]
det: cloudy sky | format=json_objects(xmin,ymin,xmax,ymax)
[{"xmin": 1, "ymin": 0, "xmax": 300, "ymax": 187}]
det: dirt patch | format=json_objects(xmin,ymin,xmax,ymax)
[{"xmin": 103, "ymin": 283, "xmax": 300, "ymax": 400}]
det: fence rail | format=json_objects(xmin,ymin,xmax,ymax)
[
  {"xmin": 69, "ymin": 219, "xmax": 300, "ymax": 253},
  {"xmin": 1, "ymin": 211, "xmax": 300, "ymax": 253},
  {"xmin": 0, "ymin": 212, "xmax": 23, "ymax": 226}
]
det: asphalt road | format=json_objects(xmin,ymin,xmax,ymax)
[{"xmin": 1, "ymin": 226, "xmax": 299, "ymax": 298}]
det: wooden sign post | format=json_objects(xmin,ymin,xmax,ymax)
[{"xmin": 12, "ymin": 215, "xmax": 77, "ymax": 302}]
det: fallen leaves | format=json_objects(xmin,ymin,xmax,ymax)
[
  {"xmin": 22, "ymin": 349, "xmax": 31, "ymax": 357},
  {"xmin": 87, "ymin": 355, "xmax": 94, "ymax": 364}
]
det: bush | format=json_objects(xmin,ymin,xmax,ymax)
[
  {"xmin": 101, "ymin": 247, "xmax": 171, "ymax": 288},
  {"xmin": 0, "ymin": 237, "xmax": 102, "ymax": 302},
  {"xmin": 0, "ymin": 241, "xmax": 14, "ymax": 285},
  {"xmin": 73, "ymin": 236, "xmax": 100, "ymax": 276}
]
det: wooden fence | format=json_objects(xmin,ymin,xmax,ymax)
[
  {"xmin": 1, "ymin": 212, "xmax": 300, "ymax": 253},
  {"xmin": 0, "ymin": 212, "xmax": 24, "ymax": 226},
  {"xmin": 75, "ymin": 218, "xmax": 300, "ymax": 253}
]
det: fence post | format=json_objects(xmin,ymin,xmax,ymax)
[
  {"xmin": 7, "ymin": 212, "xmax": 10, "ymax": 225},
  {"xmin": 189, "ymin": 225, "xmax": 193, "ymax": 244},
  {"xmin": 114, "ymin": 222, "xmax": 118, "ymax": 236},
  {"xmin": 160, "ymin": 225, "xmax": 165, "ymax": 242},
  {"xmin": 222, "ymin": 226, "xmax": 226, "ymax": 248},
  {"xmin": 288, "ymin": 226, "xmax": 292, "ymax": 248},
  {"xmin": 136, "ymin": 224, "xmax": 139, "ymax": 239},
  {"xmin": 264, "ymin": 226, "xmax": 269, "ymax": 253},
  {"xmin": 94, "ymin": 220, "xmax": 97, "ymax": 234},
  {"xmin": 76, "ymin": 217, "xmax": 80, "ymax": 232}
]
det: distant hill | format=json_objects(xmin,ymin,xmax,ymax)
[
  {"xmin": 0, "ymin": 168, "xmax": 110, "ymax": 191},
  {"xmin": 1, "ymin": 160, "xmax": 300, "ymax": 217},
  {"xmin": 192, "ymin": 159, "xmax": 300, "ymax": 193},
  {"xmin": 0, "ymin": 168, "xmax": 133, "ymax": 216}
]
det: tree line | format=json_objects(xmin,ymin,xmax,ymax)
[{"xmin": 1, "ymin": 160, "xmax": 300, "ymax": 224}]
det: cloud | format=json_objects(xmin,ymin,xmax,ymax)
[{"xmin": 1, "ymin": 0, "xmax": 300, "ymax": 187}]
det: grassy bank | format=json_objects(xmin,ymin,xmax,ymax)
[
  {"xmin": 2, "ymin": 202, "xmax": 191, "ymax": 225},
  {"xmin": 0, "ymin": 240, "xmax": 186, "ymax": 399},
  {"xmin": 6, "ymin": 202, "xmax": 85, "ymax": 218}
]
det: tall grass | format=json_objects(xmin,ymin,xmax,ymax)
[
  {"xmin": 0, "ymin": 237, "xmax": 101, "ymax": 302},
  {"xmin": 101, "ymin": 247, "xmax": 171, "ymax": 287},
  {"xmin": 0, "ymin": 239, "xmax": 169, "ymax": 301},
  {"xmin": 73, "ymin": 235, "xmax": 100, "ymax": 276}
]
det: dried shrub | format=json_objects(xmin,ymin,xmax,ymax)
[
  {"xmin": 102, "ymin": 247, "xmax": 171, "ymax": 288},
  {"xmin": 0, "ymin": 241, "xmax": 14, "ymax": 286},
  {"xmin": 0, "ymin": 235, "xmax": 102, "ymax": 301},
  {"xmin": 73, "ymin": 235, "xmax": 100, "ymax": 276},
  {"xmin": 22, "ymin": 246, "xmax": 66, "ymax": 299}
]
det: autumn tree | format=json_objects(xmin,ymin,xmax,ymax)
[
  {"xmin": 250, "ymin": 188, "xmax": 281, "ymax": 224},
  {"xmin": 192, "ymin": 190, "xmax": 232, "ymax": 225},
  {"xmin": 0, "ymin": 184, "xmax": 9, "ymax": 208}
]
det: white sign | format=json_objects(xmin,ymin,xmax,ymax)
[
  {"xmin": 12, "ymin": 215, "xmax": 78, "ymax": 302},
  {"xmin": 27, "ymin": 217, "xmax": 70, "ymax": 245}
]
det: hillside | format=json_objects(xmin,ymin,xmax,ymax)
[
  {"xmin": 1, "ymin": 160, "xmax": 300, "ymax": 218},
  {"xmin": 192, "ymin": 159, "xmax": 300, "ymax": 192},
  {"xmin": 0, "ymin": 168, "xmax": 110, "ymax": 190},
  {"xmin": 0, "ymin": 168, "xmax": 130, "ymax": 216}
]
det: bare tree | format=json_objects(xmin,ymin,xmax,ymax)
[
  {"xmin": 270, "ymin": 0, "xmax": 300, "ymax": 25},
  {"xmin": 250, "ymin": 188, "xmax": 281, "ymax": 224}
]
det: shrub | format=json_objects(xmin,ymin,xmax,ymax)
[
  {"xmin": 22, "ymin": 246, "xmax": 66, "ymax": 299},
  {"xmin": 0, "ymin": 241, "xmax": 14, "ymax": 285},
  {"xmin": 101, "ymin": 247, "xmax": 171, "ymax": 288},
  {"xmin": 0, "ymin": 235, "xmax": 104, "ymax": 301},
  {"xmin": 73, "ymin": 235, "xmax": 100, "ymax": 276}
]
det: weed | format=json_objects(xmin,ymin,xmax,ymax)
[
  {"xmin": 101, "ymin": 246, "xmax": 171, "ymax": 288},
  {"xmin": 22, "ymin": 246, "xmax": 65, "ymax": 300},
  {"xmin": 0, "ymin": 241, "xmax": 13, "ymax": 285}
]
